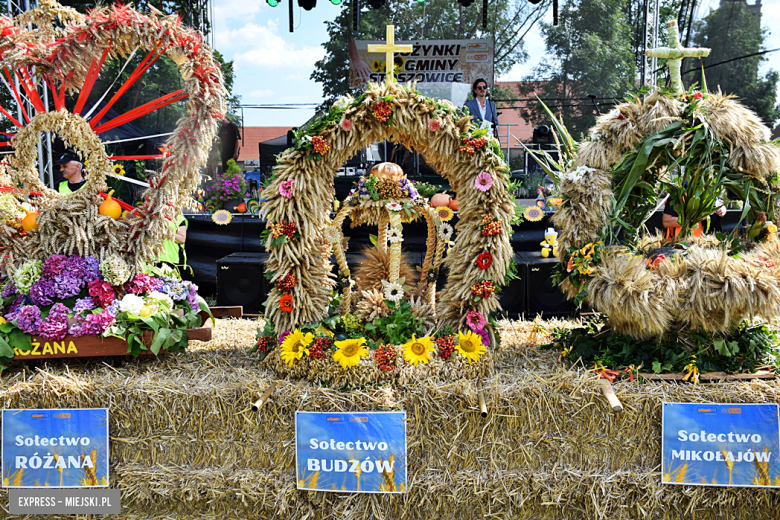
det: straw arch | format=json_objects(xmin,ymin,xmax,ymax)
[{"xmin": 261, "ymin": 82, "xmax": 515, "ymax": 334}]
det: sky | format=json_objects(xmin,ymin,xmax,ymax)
[{"xmin": 211, "ymin": 0, "xmax": 780, "ymax": 128}]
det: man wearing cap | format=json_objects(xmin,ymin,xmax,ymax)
[{"xmin": 55, "ymin": 153, "xmax": 86, "ymax": 194}]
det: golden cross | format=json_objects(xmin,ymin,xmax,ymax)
[
  {"xmin": 645, "ymin": 20, "xmax": 710, "ymax": 96},
  {"xmin": 367, "ymin": 25, "xmax": 413, "ymax": 84}
]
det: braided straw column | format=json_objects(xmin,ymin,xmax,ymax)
[
  {"xmin": 387, "ymin": 211, "xmax": 402, "ymax": 284},
  {"xmin": 329, "ymin": 206, "xmax": 353, "ymax": 311},
  {"xmin": 377, "ymin": 213, "xmax": 389, "ymax": 254}
]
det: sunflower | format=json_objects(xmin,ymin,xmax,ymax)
[
  {"xmin": 456, "ymin": 330, "xmax": 487, "ymax": 362},
  {"xmin": 371, "ymin": 59, "xmax": 384, "ymax": 72},
  {"xmin": 402, "ymin": 334, "xmax": 435, "ymax": 366},
  {"xmin": 435, "ymin": 206, "xmax": 454, "ymax": 222},
  {"xmin": 279, "ymin": 294, "xmax": 294, "ymax": 313},
  {"xmin": 112, "ymin": 164, "xmax": 125, "ymax": 176},
  {"xmin": 280, "ymin": 329, "xmax": 313, "ymax": 367},
  {"xmin": 524, "ymin": 206, "xmax": 544, "ymax": 222},
  {"xmin": 212, "ymin": 209, "xmax": 232, "ymax": 225},
  {"xmin": 333, "ymin": 337, "xmax": 369, "ymax": 369}
]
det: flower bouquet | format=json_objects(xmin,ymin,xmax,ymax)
[
  {"xmin": 205, "ymin": 159, "xmax": 248, "ymax": 212},
  {"xmin": 0, "ymin": 254, "xmax": 210, "ymax": 370}
]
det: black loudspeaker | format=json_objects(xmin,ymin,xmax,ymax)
[
  {"xmin": 216, "ymin": 253, "xmax": 269, "ymax": 314},
  {"xmin": 520, "ymin": 251, "xmax": 576, "ymax": 317},
  {"xmin": 498, "ymin": 252, "xmax": 526, "ymax": 318}
]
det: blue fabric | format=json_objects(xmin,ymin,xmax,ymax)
[{"xmin": 464, "ymin": 98, "xmax": 499, "ymax": 126}]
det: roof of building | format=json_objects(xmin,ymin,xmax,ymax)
[{"xmin": 238, "ymin": 126, "xmax": 293, "ymax": 162}]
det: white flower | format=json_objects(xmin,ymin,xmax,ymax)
[
  {"xmin": 385, "ymin": 202, "xmax": 403, "ymax": 212},
  {"xmin": 564, "ymin": 165, "xmax": 595, "ymax": 183},
  {"xmin": 119, "ymin": 294, "xmax": 145, "ymax": 316},
  {"xmin": 333, "ymin": 94, "xmax": 354, "ymax": 110},
  {"xmin": 607, "ymin": 108, "xmax": 620, "ymax": 119},
  {"xmin": 324, "ymin": 225, "xmax": 342, "ymax": 244},
  {"xmin": 673, "ymin": 99, "xmax": 686, "ymax": 113},
  {"xmin": 439, "ymin": 222, "xmax": 454, "ymax": 241},
  {"xmin": 147, "ymin": 291, "xmax": 173, "ymax": 312},
  {"xmin": 388, "ymin": 228, "xmax": 403, "ymax": 243},
  {"xmin": 381, "ymin": 280, "xmax": 404, "ymax": 303}
]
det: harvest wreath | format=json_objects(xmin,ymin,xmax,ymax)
[
  {"xmin": 254, "ymin": 80, "xmax": 518, "ymax": 383},
  {"xmin": 0, "ymin": 1, "xmax": 225, "ymax": 366}
]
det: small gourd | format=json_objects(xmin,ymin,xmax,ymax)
[
  {"xmin": 99, "ymin": 190, "xmax": 122, "ymax": 220},
  {"xmin": 430, "ymin": 192, "xmax": 451, "ymax": 208},
  {"xmin": 448, "ymin": 199, "xmax": 459, "ymax": 211},
  {"xmin": 236, "ymin": 202, "xmax": 248, "ymax": 213},
  {"xmin": 21, "ymin": 209, "xmax": 38, "ymax": 232},
  {"xmin": 369, "ymin": 162, "xmax": 405, "ymax": 182}
]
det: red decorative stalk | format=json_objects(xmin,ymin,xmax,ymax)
[
  {"xmin": 73, "ymin": 47, "xmax": 110, "ymax": 115},
  {"xmin": 93, "ymin": 89, "xmax": 187, "ymax": 134}
]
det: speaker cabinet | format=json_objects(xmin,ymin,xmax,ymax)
[
  {"xmin": 498, "ymin": 252, "xmax": 526, "ymax": 318},
  {"xmin": 520, "ymin": 251, "xmax": 576, "ymax": 317},
  {"xmin": 216, "ymin": 253, "xmax": 269, "ymax": 314}
]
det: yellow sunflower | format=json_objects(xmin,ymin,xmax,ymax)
[
  {"xmin": 524, "ymin": 206, "xmax": 544, "ymax": 222},
  {"xmin": 113, "ymin": 164, "xmax": 125, "ymax": 176},
  {"xmin": 402, "ymin": 334, "xmax": 435, "ymax": 366},
  {"xmin": 435, "ymin": 206, "xmax": 454, "ymax": 222},
  {"xmin": 212, "ymin": 209, "xmax": 232, "ymax": 225},
  {"xmin": 333, "ymin": 337, "xmax": 369, "ymax": 369},
  {"xmin": 456, "ymin": 331, "xmax": 487, "ymax": 362},
  {"xmin": 280, "ymin": 329, "xmax": 314, "ymax": 367},
  {"xmin": 371, "ymin": 59, "xmax": 384, "ymax": 72}
]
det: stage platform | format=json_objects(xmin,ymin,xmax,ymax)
[{"xmin": 1, "ymin": 317, "xmax": 777, "ymax": 519}]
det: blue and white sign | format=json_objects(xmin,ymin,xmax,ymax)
[
  {"xmin": 662, "ymin": 402, "xmax": 780, "ymax": 487},
  {"xmin": 295, "ymin": 411, "xmax": 407, "ymax": 493},
  {"xmin": 2, "ymin": 409, "xmax": 109, "ymax": 488}
]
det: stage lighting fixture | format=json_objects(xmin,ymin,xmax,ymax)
[
  {"xmin": 267, "ymin": 0, "xmax": 279, "ymax": 6},
  {"xmin": 298, "ymin": 0, "xmax": 316, "ymax": 10},
  {"xmin": 528, "ymin": 0, "xmax": 543, "ymax": 3},
  {"xmin": 367, "ymin": 0, "xmax": 386, "ymax": 8},
  {"xmin": 331, "ymin": 0, "xmax": 342, "ymax": 4},
  {"xmin": 457, "ymin": 0, "xmax": 476, "ymax": 7},
  {"xmin": 417, "ymin": 0, "xmax": 425, "ymax": 3}
]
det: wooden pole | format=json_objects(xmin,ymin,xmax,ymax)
[
  {"xmin": 251, "ymin": 381, "xmax": 278, "ymax": 412},
  {"xmin": 599, "ymin": 379, "xmax": 623, "ymax": 413}
]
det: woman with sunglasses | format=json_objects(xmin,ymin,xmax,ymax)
[{"xmin": 464, "ymin": 78, "xmax": 499, "ymax": 137}]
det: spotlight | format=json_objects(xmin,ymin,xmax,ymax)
[
  {"xmin": 367, "ymin": 0, "xmax": 385, "ymax": 8},
  {"xmin": 331, "ymin": 0, "xmax": 342, "ymax": 4},
  {"xmin": 457, "ymin": 0, "xmax": 475, "ymax": 6},
  {"xmin": 417, "ymin": 0, "xmax": 425, "ymax": 3},
  {"xmin": 267, "ymin": 0, "xmax": 279, "ymax": 6},
  {"xmin": 528, "ymin": 0, "xmax": 543, "ymax": 3},
  {"xmin": 298, "ymin": 0, "xmax": 316, "ymax": 10}
]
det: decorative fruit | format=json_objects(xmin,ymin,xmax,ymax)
[
  {"xmin": 430, "ymin": 192, "xmax": 451, "ymax": 208},
  {"xmin": 21, "ymin": 210, "xmax": 38, "ymax": 232},
  {"xmin": 448, "ymin": 199, "xmax": 459, "ymax": 211},
  {"xmin": 369, "ymin": 162, "xmax": 405, "ymax": 182},
  {"xmin": 99, "ymin": 190, "xmax": 122, "ymax": 219},
  {"xmin": 236, "ymin": 202, "xmax": 248, "ymax": 213}
]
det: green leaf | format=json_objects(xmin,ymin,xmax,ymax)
[
  {"xmin": 150, "ymin": 329, "xmax": 170, "ymax": 355},
  {"xmin": 0, "ymin": 336, "xmax": 14, "ymax": 358},
  {"xmin": 10, "ymin": 328, "xmax": 31, "ymax": 352},
  {"xmin": 0, "ymin": 322, "xmax": 14, "ymax": 333},
  {"xmin": 140, "ymin": 316, "xmax": 160, "ymax": 332},
  {"xmin": 369, "ymin": 234, "xmax": 378, "ymax": 246},
  {"xmin": 652, "ymin": 360, "xmax": 662, "ymax": 373}
]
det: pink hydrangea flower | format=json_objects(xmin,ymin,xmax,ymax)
[
  {"xmin": 475, "ymin": 171, "xmax": 493, "ymax": 192},
  {"xmin": 428, "ymin": 119, "xmax": 441, "ymax": 131},
  {"xmin": 279, "ymin": 179, "xmax": 295, "ymax": 199},
  {"xmin": 340, "ymin": 118, "xmax": 353, "ymax": 131},
  {"xmin": 465, "ymin": 311, "xmax": 486, "ymax": 331}
]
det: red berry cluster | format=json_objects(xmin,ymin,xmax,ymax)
[
  {"xmin": 256, "ymin": 336, "xmax": 273, "ymax": 353},
  {"xmin": 277, "ymin": 272, "xmax": 297, "ymax": 293},
  {"xmin": 309, "ymin": 337, "xmax": 332, "ymax": 359},
  {"xmin": 270, "ymin": 220, "xmax": 298, "ymax": 240},
  {"xmin": 479, "ymin": 214, "xmax": 502, "ymax": 236},
  {"xmin": 311, "ymin": 136, "xmax": 331, "ymax": 155},
  {"xmin": 372, "ymin": 101, "xmax": 393, "ymax": 123},
  {"xmin": 435, "ymin": 335, "xmax": 456, "ymax": 360},
  {"xmin": 373, "ymin": 344, "xmax": 397, "ymax": 371},
  {"xmin": 459, "ymin": 136, "xmax": 487, "ymax": 155},
  {"xmin": 471, "ymin": 280, "xmax": 495, "ymax": 299}
]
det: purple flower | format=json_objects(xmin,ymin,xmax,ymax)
[
  {"xmin": 474, "ymin": 328, "xmax": 490, "ymax": 347},
  {"xmin": 124, "ymin": 273, "xmax": 159, "ymax": 295},
  {"xmin": 64, "ymin": 256, "xmax": 86, "ymax": 280},
  {"xmin": 51, "ymin": 272, "xmax": 83, "ymax": 299},
  {"xmin": 3, "ymin": 295, "xmax": 23, "ymax": 322},
  {"xmin": 38, "ymin": 313, "xmax": 68, "ymax": 341},
  {"xmin": 29, "ymin": 278, "xmax": 55, "ymax": 306},
  {"xmin": 49, "ymin": 303, "xmax": 70, "ymax": 317},
  {"xmin": 1, "ymin": 281, "xmax": 18, "ymax": 299},
  {"xmin": 16, "ymin": 305, "xmax": 42, "ymax": 335},
  {"xmin": 42, "ymin": 255, "xmax": 68, "ymax": 277},
  {"xmin": 278, "ymin": 330, "xmax": 291, "ymax": 345},
  {"xmin": 83, "ymin": 256, "xmax": 101, "ymax": 283},
  {"xmin": 73, "ymin": 297, "xmax": 96, "ymax": 314}
]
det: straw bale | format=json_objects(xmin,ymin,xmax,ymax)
[
  {"xmin": 552, "ymin": 168, "xmax": 612, "ymax": 252},
  {"xmin": 3, "ymin": 318, "xmax": 780, "ymax": 519}
]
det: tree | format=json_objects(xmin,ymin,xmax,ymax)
[
  {"xmin": 311, "ymin": 0, "xmax": 550, "ymax": 107},
  {"xmin": 684, "ymin": 0, "xmax": 780, "ymax": 127},
  {"xmin": 517, "ymin": 0, "xmax": 643, "ymax": 138}
]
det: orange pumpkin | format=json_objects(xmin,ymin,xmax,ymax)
[
  {"xmin": 21, "ymin": 209, "xmax": 38, "ymax": 232},
  {"xmin": 430, "ymin": 193, "xmax": 451, "ymax": 208},
  {"xmin": 369, "ymin": 162, "xmax": 405, "ymax": 182},
  {"xmin": 99, "ymin": 190, "xmax": 122, "ymax": 220},
  {"xmin": 448, "ymin": 199, "xmax": 459, "ymax": 211},
  {"xmin": 236, "ymin": 202, "xmax": 248, "ymax": 213}
]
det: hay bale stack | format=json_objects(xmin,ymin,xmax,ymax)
[{"xmin": 2, "ymin": 318, "xmax": 780, "ymax": 519}]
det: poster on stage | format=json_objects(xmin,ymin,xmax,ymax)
[
  {"xmin": 349, "ymin": 39, "xmax": 493, "ymax": 107},
  {"xmin": 662, "ymin": 402, "xmax": 780, "ymax": 487},
  {"xmin": 2, "ymin": 409, "xmax": 109, "ymax": 488},
  {"xmin": 295, "ymin": 411, "xmax": 407, "ymax": 493}
]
